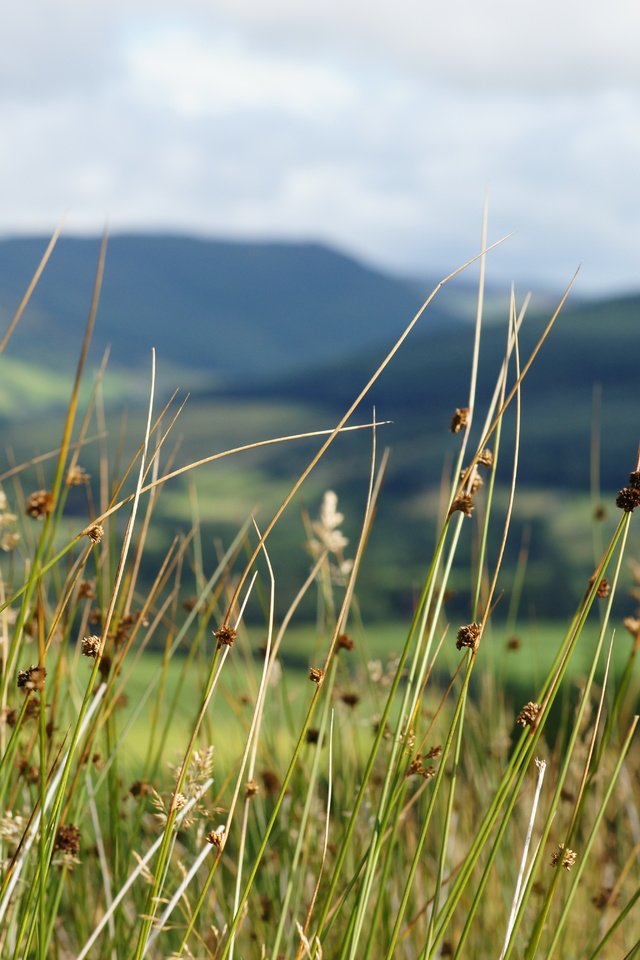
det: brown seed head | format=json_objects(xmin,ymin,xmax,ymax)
[
  {"xmin": 17, "ymin": 759, "xmax": 40, "ymax": 783},
  {"xmin": 336, "ymin": 633, "xmax": 354, "ymax": 651},
  {"xmin": 78, "ymin": 580, "xmax": 95, "ymax": 599},
  {"xmin": 182, "ymin": 595, "xmax": 198, "ymax": 612},
  {"xmin": 244, "ymin": 779, "xmax": 259, "ymax": 799},
  {"xmin": 516, "ymin": 701, "xmax": 541, "ymax": 727},
  {"xmin": 55, "ymin": 824, "xmax": 81, "ymax": 857},
  {"xmin": 406, "ymin": 754, "xmax": 437, "ymax": 780},
  {"xmin": 596, "ymin": 578, "xmax": 610, "ymax": 598},
  {"xmin": 261, "ymin": 769, "xmax": 280, "ymax": 796},
  {"xmin": 214, "ymin": 624, "xmax": 237, "ymax": 649},
  {"xmin": 506, "ymin": 635, "xmax": 522, "ymax": 651},
  {"xmin": 129, "ymin": 780, "xmax": 151, "ymax": 798},
  {"xmin": 260, "ymin": 895, "xmax": 273, "ymax": 923},
  {"xmin": 306, "ymin": 728, "xmax": 320, "ymax": 744},
  {"xmin": 206, "ymin": 827, "xmax": 225, "ymax": 849},
  {"xmin": 86, "ymin": 524, "xmax": 104, "ymax": 544},
  {"xmin": 592, "ymin": 887, "xmax": 617, "ymax": 910},
  {"xmin": 593, "ymin": 503, "xmax": 607, "ymax": 521},
  {"xmin": 81, "ymin": 635, "xmax": 101, "ymax": 658},
  {"xmin": 629, "ymin": 470, "xmax": 640, "ymax": 489},
  {"xmin": 98, "ymin": 655, "xmax": 111, "ymax": 680},
  {"xmin": 460, "ymin": 466, "xmax": 483, "ymax": 494},
  {"xmin": 340, "ymin": 691, "xmax": 360, "ymax": 708},
  {"xmin": 1, "ymin": 707, "xmax": 17, "ymax": 727},
  {"xmin": 616, "ymin": 486, "xmax": 640, "ymax": 513},
  {"xmin": 456, "ymin": 622, "xmax": 482, "ymax": 652},
  {"xmin": 66, "ymin": 465, "xmax": 90, "ymax": 486},
  {"xmin": 309, "ymin": 667, "xmax": 324, "ymax": 684},
  {"xmin": 551, "ymin": 843, "xmax": 577, "ymax": 870},
  {"xmin": 450, "ymin": 407, "xmax": 470, "ymax": 434},
  {"xmin": 24, "ymin": 698, "xmax": 40, "ymax": 720},
  {"xmin": 25, "ymin": 490, "xmax": 53, "ymax": 520},
  {"xmin": 449, "ymin": 493, "xmax": 475, "ymax": 518},
  {"xmin": 477, "ymin": 448, "xmax": 494, "ymax": 468},
  {"xmin": 17, "ymin": 664, "xmax": 47, "ymax": 692}
]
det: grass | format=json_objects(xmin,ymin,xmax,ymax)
[{"xmin": 0, "ymin": 230, "xmax": 638, "ymax": 959}]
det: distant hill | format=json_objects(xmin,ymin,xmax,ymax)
[
  {"xmin": 0, "ymin": 234, "xmax": 458, "ymax": 381},
  {"xmin": 1, "ymin": 233, "xmax": 638, "ymax": 619},
  {"xmin": 227, "ymin": 290, "xmax": 640, "ymax": 492}
]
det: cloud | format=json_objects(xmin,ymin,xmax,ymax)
[{"xmin": 0, "ymin": 2, "xmax": 639, "ymax": 291}]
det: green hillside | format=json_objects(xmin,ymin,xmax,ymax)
[
  {"xmin": 0, "ymin": 234, "xmax": 449, "ymax": 380},
  {"xmin": 1, "ymin": 237, "xmax": 638, "ymax": 622}
]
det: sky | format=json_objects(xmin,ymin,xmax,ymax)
[{"xmin": 2, "ymin": 2, "xmax": 640, "ymax": 292}]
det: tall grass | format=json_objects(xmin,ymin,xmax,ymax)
[{"xmin": 0, "ymin": 233, "xmax": 638, "ymax": 959}]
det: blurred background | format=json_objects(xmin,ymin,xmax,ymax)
[{"xmin": 1, "ymin": 1, "xmax": 639, "ymax": 625}]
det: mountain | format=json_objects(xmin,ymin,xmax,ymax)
[{"xmin": 0, "ymin": 234, "xmax": 458, "ymax": 382}]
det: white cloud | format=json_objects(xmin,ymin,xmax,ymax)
[
  {"xmin": 0, "ymin": 2, "xmax": 639, "ymax": 291},
  {"xmin": 125, "ymin": 26, "xmax": 357, "ymax": 119}
]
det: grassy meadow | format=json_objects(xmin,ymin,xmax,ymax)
[{"xmin": 0, "ymin": 235, "xmax": 639, "ymax": 958}]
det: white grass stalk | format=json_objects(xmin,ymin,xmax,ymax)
[
  {"xmin": 86, "ymin": 771, "xmax": 117, "ymax": 959},
  {"xmin": 0, "ymin": 684, "xmax": 107, "ymax": 926},
  {"xmin": 500, "ymin": 759, "xmax": 547, "ymax": 960},
  {"xmin": 142, "ymin": 578, "xmax": 258, "ymax": 956},
  {"xmin": 296, "ymin": 709, "xmax": 334, "ymax": 959},
  {"xmin": 76, "ymin": 778, "xmax": 214, "ymax": 960},
  {"xmin": 228, "ymin": 522, "xmax": 276, "ymax": 960}
]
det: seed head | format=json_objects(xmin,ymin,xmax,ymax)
[
  {"xmin": 98, "ymin": 655, "xmax": 111, "ymax": 679},
  {"xmin": 214, "ymin": 624, "xmax": 237, "ymax": 649},
  {"xmin": 407, "ymin": 754, "xmax": 437, "ymax": 780},
  {"xmin": 261, "ymin": 769, "xmax": 280, "ymax": 795},
  {"xmin": 336, "ymin": 633, "xmax": 354, "ymax": 651},
  {"xmin": 81, "ymin": 635, "xmax": 101, "ymax": 658},
  {"xmin": 66, "ymin": 465, "xmax": 90, "ymax": 486},
  {"xmin": 460, "ymin": 466, "xmax": 483, "ymax": 494},
  {"xmin": 1, "ymin": 707, "xmax": 17, "ymax": 727},
  {"xmin": 78, "ymin": 580, "xmax": 95, "ymax": 599},
  {"xmin": 551, "ymin": 843, "xmax": 577, "ymax": 871},
  {"xmin": 456, "ymin": 623, "xmax": 481, "ymax": 652},
  {"xmin": 171, "ymin": 792, "xmax": 187, "ymax": 812},
  {"xmin": 340, "ymin": 691, "xmax": 360, "ymax": 708},
  {"xmin": 25, "ymin": 490, "xmax": 53, "ymax": 520},
  {"xmin": 244, "ymin": 779, "xmax": 259, "ymax": 799},
  {"xmin": 629, "ymin": 470, "xmax": 640, "ymax": 489},
  {"xmin": 309, "ymin": 667, "xmax": 324, "ymax": 684},
  {"xmin": 477, "ymin": 448, "xmax": 494, "ymax": 468},
  {"xmin": 616, "ymin": 486, "xmax": 640, "ymax": 513},
  {"xmin": 596, "ymin": 578, "xmax": 610, "ymax": 599},
  {"xmin": 516, "ymin": 701, "xmax": 541, "ymax": 727},
  {"xmin": 129, "ymin": 780, "xmax": 151, "ymax": 798},
  {"xmin": 450, "ymin": 407, "xmax": 469, "ymax": 434},
  {"xmin": 449, "ymin": 493, "xmax": 475, "ymax": 518},
  {"xmin": 86, "ymin": 524, "xmax": 104, "ymax": 544},
  {"xmin": 55, "ymin": 824, "xmax": 81, "ymax": 857},
  {"xmin": 206, "ymin": 825, "xmax": 226, "ymax": 849},
  {"xmin": 506, "ymin": 635, "xmax": 522, "ymax": 651},
  {"xmin": 17, "ymin": 664, "xmax": 47, "ymax": 692},
  {"xmin": 592, "ymin": 887, "xmax": 617, "ymax": 910}
]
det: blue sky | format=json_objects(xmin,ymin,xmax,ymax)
[{"xmin": 2, "ymin": 1, "xmax": 639, "ymax": 292}]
